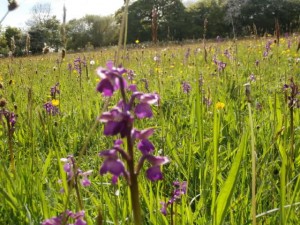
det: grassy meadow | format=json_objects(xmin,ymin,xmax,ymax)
[{"xmin": 1, "ymin": 36, "xmax": 300, "ymax": 224}]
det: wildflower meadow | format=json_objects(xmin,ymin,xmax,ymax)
[{"xmin": 1, "ymin": 34, "xmax": 300, "ymax": 224}]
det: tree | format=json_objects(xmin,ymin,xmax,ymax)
[
  {"xmin": 119, "ymin": 0, "xmax": 188, "ymax": 43},
  {"xmin": 238, "ymin": 0, "xmax": 300, "ymax": 35},
  {"xmin": 66, "ymin": 18, "xmax": 91, "ymax": 50},
  {"xmin": 66, "ymin": 15, "xmax": 118, "ymax": 51},
  {"xmin": 0, "ymin": 32, "xmax": 9, "ymax": 55},
  {"xmin": 26, "ymin": 3, "xmax": 61, "ymax": 54},
  {"xmin": 4, "ymin": 26, "xmax": 23, "ymax": 55},
  {"xmin": 26, "ymin": 3, "xmax": 51, "ymax": 27},
  {"xmin": 223, "ymin": 0, "xmax": 248, "ymax": 37},
  {"xmin": 186, "ymin": 0, "xmax": 229, "ymax": 39},
  {"xmin": 27, "ymin": 3, "xmax": 62, "ymax": 53},
  {"xmin": 28, "ymin": 16, "xmax": 61, "ymax": 54}
]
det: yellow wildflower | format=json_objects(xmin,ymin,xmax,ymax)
[
  {"xmin": 135, "ymin": 39, "xmax": 140, "ymax": 44},
  {"xmin": 216, "ymin": 102, "xmax": 225, "ymax": 110},
  {"xmin": 52, "ymin": 99, "xmax": 59, "ymax": 106}
]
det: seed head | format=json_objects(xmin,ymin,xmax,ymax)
[
  {"xmin": 0, "ymin": 98, "xmax": 7, "ymax": 107},
  {"xmin": 8, "ymin": 0, "xmax": 18, "ymax": 11}
]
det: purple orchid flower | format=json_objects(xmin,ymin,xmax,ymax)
[
  {"xmin": 99, "ymin": 140, "xmax": 129, "ymax": 184},
  {"xmin": 182, "ymin": 81, "xmax": 191, "ymax": 94},
  {"xmin": 96, "ymin": 61, "xmax": 169, "ymax": 185},
  {"xmin": 160, "ymin": 181, "xmax": 187, "ymax": 215},
  {"xmin": 43, "ymin": 102, "xmax": 59, "ymax": 115},
  {"xmin": 50, "ymin": 83, "xmax": 60, "ymax": 99},
  {"xmin": 96, "ymin": 61, "xmax": 127, "ymax": 97},
  {"xmin": 213, "ymin": 56, "xmax": 226, "ymax": 71},
  {"xmin": 42, "ymin": 210, "xmax": 87, "ymax": 225},
  {"xmin": 61, "ymin": 156, "xmax": 92, "ymax": 187}
]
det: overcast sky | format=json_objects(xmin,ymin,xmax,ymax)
[
  {"xmin": 0, "ymin": 0, "xmax": 196, "ymax": 29},
  {"xmin": 0, "ymin": 0, "xmax": 125, "ymax": 28}
]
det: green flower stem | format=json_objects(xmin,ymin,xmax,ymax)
[
  {"xmin": 119, "ymin": 75, "xmax": 142, "ymax": 224},
  {"xmin": 6, "ymin": 117, "xmax": 15, "ymax": 175},
  {"xmin": 126, "ymin": 129, "xmax": 142, "ymax": 225},
  {"xmin": 248, "ymin": 102, "xmax": 256, "ymax": 225}
]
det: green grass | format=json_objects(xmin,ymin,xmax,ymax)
[{"xmin": 0, "ymin": 36, "xmax": 300, "ymax": 224}]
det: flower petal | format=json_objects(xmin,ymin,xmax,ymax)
[
  {"xmin": 128, "ymin": 84, "xmax": 137, "ymax": 92},
  {"xmin": 134, "ymin": 103, "xmax": 153, "ymax": 118},
  {"xmin": 138, "ymin": 139, "xmax": 155, "ymax": 155},
  {"xmin": 104, "ymin": 121, "xmax": 124, "ymax": 136},
  {"xmin": 100, "ymin": 159, "xmax": 125, "ymax": 177},
  {"xmin": 132, "ymin": 128, "xmax": 154, "ymax": 140},
  {"xmin": 145, "ymin": 155, "xmax": 170, "ymax": 166},
  {"xmin": 140, "ymin": 93, "xmax": 159, "ymax": 105},
  {"xmin": 81, "ymin": 177, "xmax": 91, "ymax": 187},
  {"xmin": 146, "ymin": 166, "xmax": 163, "ymax": 181},
  {"xmin": 96, "ymin": 79, "xmax": 114, "ymax": 96}
]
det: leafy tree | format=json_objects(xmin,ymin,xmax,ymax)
[
  {"xmin": 186, "ymin": 0, "xmax": 229, "ymax": 39},
  {"xmin": 26, "ymin": 3, "xmax": 61, "ymax": 54},
  {"xmin": 26, "ymin": 3, "xmax": 52, "ymax": 27},
  {"xmin": 84, "ymin": 15, "xmax": 118, "ymax": 47},
  {"xmin": 120, "ymin": 0, "xmax": 188, "ymax": 43},
  {"xmin": 28, "ymin": 16, "xmax": 61, "ymax": 54},
  {"xmin": 66, "ymin": 15, "xmax": 118, "ymax": 51},
  {"xmin": 66, "ymin": 18, "xmax": 91, "ymax": 50},
  {"xmin": 0, "ymin": 32, "xmax": 9, "ymax": 55},
  {"xmin": 223, "ymin": 0, "xmax": 248, "ymax": 37},
  {"xmin": 4, "ymin": 26, "xmax": 23, "ymax": 55},
  {"xmin": 4, "ymin": 26, "xmax": 21, "ymax": 50},
  {"xmin": 239, "ymin": 0, "xmax": 300, "ymax": 35}
]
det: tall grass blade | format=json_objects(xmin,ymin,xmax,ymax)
[{"xmin": 216, "ymin": 132, "xmax": 247, "ymax": 225}]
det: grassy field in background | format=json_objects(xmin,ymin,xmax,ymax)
[{"xmin": 1, "ymin": 36, "xmax": 300, "ymax": 224}]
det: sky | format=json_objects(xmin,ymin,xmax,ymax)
[{"xmin": 0, "ymin": 0, "xmax": 125, "ymax": 29}]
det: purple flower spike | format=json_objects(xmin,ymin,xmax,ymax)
[
  {"xmin": 44, "ymin": 102, "xmax": 59, "ymax": 115},
  {"xmin": 96, "ymin": 61, "xmax": 169, "ymax": 188},
  {"xmin": 146, "ymin": 166, "xmax": 163, "ymax": 181},
  {"xmin": 138, "ymin": 139, "xmax": 155, "ymax": 154},
  {"xmin": 160, "ymin": 202, "xmax": 168, "ymax": 216},
  {"xmin": 135, "ymin": 103, "xmax": 153, "ymax": 118},
  {"xmin": 160, "ymin": 181, "xmax": 187, "ymax": 216},
  {"xmin": 182, "ymin": 81, "xmax": 191, "ymax": 94}
]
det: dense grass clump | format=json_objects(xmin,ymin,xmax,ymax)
[{"xmin": 0, "ymin": 36, "xmax": 300, "ymax": 224}]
